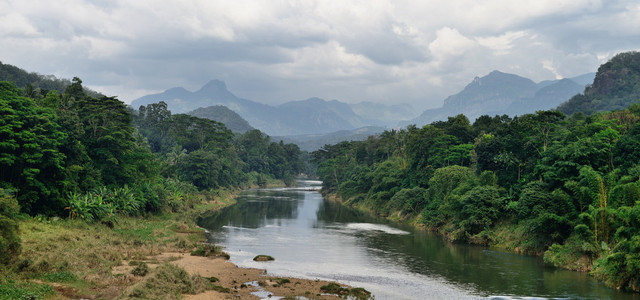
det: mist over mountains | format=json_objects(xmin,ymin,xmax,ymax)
[
  {"xmin": 403, "ymin": 71, "xmax": 595, "ymax": 127},
  {"xmin": 131, "ymin": 70, "xmax": 594, "ymax": 139},
  {"xmin": 131, "ymin": 80, "xmax": 417, "ymax": 136}
]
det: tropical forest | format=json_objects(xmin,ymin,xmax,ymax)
[{"xmin": 1, "ymin": 51, "xmax": 640, "ymax": 298}]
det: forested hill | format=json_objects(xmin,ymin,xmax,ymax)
[
  {"xmin": 188, "ymin": 105, "xmax": 255, "ymax": 133},
  {"xmin": 558, "ymin": 51, "xmax": 640, "ymax": 115},
  {"xmin": 0, "ymin": 61, "xmax": 103, "ymax": 98}
]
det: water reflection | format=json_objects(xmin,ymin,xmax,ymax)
[{"xmin": 198, "ymin": 181, "xmax": 639, "ymax": 300}]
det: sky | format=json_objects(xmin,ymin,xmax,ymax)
[{"xmin": 1, "ymin": 0, "xmax": 639, "ymax": 110}]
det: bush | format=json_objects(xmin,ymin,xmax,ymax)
[
  {"xmin": 386, "ymin": 187, "xmax": 427, "ymax": 216},
  {"xmin": 129, "ymin": 263, "xmax": 207, "ymax": 299},
  {"xmin": 320, "ymin": 283, "xmax": 349, "ymax": 296},
  {"xmin": 253, "ymin": 255, "xmax": 274, "ymax": 261},
  {"xmin": 191, "ymin": 244, "xmax": 229, "ymax": 259},
  {"xmin": 0, "ymin": 189, "xmax": 21, "ymax": 265},
  {"xmin": 131, "ymin": 262, "xmax": 149, "ymax": 277}
]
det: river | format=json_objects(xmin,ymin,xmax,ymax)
[{"xmin": 197, "ymin": 180, "xmax": 638, "ymax": 299}]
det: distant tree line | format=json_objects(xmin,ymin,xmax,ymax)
[{"xmin": 134, "ymin": 101, "xmax": 304, "ymax": 189}]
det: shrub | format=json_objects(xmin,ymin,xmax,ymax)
[
  {"xmin": 320, "ymin": 283, "xmax": 349, "ymax": 296},
  {"xmin": 129, "ymin": 264, "xmax": 207, "ymax": 299},
  {"xmin": 0, "ymin": 189, "xmax": 21, "ymax": 265},
  {"xmin": 253, "ymin": 255, "xmax": 274, "ymax": 261},
  {"xmin": 386, "ymin": 187, "xmax": 427, "ymax": 216},
  {"xmin": 191, "ymin": 244, "xmax": 229, "ymax": 259},
  {"xmin": 131, "ymin": 262, "xmax": 149, "ymax": 277}
]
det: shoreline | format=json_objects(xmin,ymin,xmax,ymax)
[
  {"xmin": 8, "ymin": 187, "xmax": 365, "ymax": 299},
  {"xmin": 141, "ymin": 252, "xmax": 355, "ymax": 299}
]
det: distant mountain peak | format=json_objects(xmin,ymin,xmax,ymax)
[
  {"xmin": 198, "ymin": 79, "xmax": 229, "ymax": 93},
  {"xmin": 404, "ymin": 69, "xmax": 589, "ymax": 127}
]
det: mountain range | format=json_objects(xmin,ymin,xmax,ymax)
[
  {"xmin": 132, "ymin": 70, "xmax": 595, "ymax": 138},
  {"xmin": 403, "ymin": 71, "xmax": 595, "ymax": 127},
  {"xmin": 131, "ymin": 80, "xmax": 413, "ymax": 136}
]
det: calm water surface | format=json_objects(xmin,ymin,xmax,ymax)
[{"xmin": 198, "ymin": 180, "xmax": 638, "ymax": 300}]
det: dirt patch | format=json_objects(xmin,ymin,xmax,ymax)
[{"xmin": 148, "ymin": 252, "xmax": 350, "ymax": 299}]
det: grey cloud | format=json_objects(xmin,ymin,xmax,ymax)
[{"xmin": 2, "ymin": 0, "xmax": 640, "ymax": 110}]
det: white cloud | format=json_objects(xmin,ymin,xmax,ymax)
[
  {"xmin": 0, "ymin": 13, "xmax": 38, "ymax": 36},
  {"xmin": 476, "ymin": 31, "xmax": 529, "ymax": 55},
  {"xmin": 428, "ymin": 27, "xmax": 476, "ymax": 69}
]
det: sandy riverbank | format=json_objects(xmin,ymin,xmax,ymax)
[{"xmin": 112, "ymin": 251, "xmax": 349, "ymax": 299}]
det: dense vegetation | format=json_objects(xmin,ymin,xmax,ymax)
[
  {"xmin": 0, "ymin": 61, "xmax": 103, "ymax": 98},
  {"xmin": 313, "ymin": 106, "xmax": 640, "ymax": 292},
  {"xmin": 0, "ymin": 77, "xmax": 305, "ymax": 266},
  {"xmin": 558, "ymin": 51, "xmax": 640, "ymax": 115},
  {"xmin": 134, "ymin": 101, "xmax": 304, "ymax": 187}
]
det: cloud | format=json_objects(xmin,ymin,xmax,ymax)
[
  {"xmin": 0, "ymin": 13, "xmax": 39, "ymax": 36},
  {"xmin": 1, "ymin": 0, "xmax": 639, "ymax": 110}
]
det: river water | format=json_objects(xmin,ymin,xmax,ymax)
[{"xmin": 198, "ymin": 180, "xmax": 638, "ymax": 300}]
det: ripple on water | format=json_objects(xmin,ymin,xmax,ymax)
[{"xmin": 342, "ymin": 223, "xmax": 411, "ymax": 235}]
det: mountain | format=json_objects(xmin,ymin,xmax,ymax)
[
  {"xmin": 276, "ymin": 97, "xmax": 367, "ymax": 132},
  {"xmin": 131, "ymin": 80, "xmax": 267, "ymax": 114},
  {"xmin": 188, "ymin": 105, "xmax": 254, "ymax": 133},
  {"xmin": 274, "ymin": 126, "xmax": 386, "ymax": 152},
  {"xmin": 505, "ymin": 78, "xmax": 584, "ymax": 115},
  {"xmin": 558, "ymin": 51, "xmax": 640, "ymax": 115},
  {"xmin": 131, "ymin": 80, "xmax": 371, "ymax": 136},
  {"xmin": 350, "ymin": 102, "xmax": 417, "ymax": 127},
  {"xmin": 404, "ymin": 70, "xmax": 593, "ymax": 127}
]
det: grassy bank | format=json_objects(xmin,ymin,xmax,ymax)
[
  {"xmin": 1, "ymin": 189, "xmax": 237, "ymax": 299},
  {"xmin": 324, "ymin": 190, "xmax": 600, "ymax": 276}
]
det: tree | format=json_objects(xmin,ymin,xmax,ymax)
[
  {"xmin": 0, "ymin": 81, "xmax": 67, "ymax": 214},
  {"xmin": 76, "ymin": 95, "xmax": 149, "ymax": 186},
  {"xmin": 457, "ymin": 186, "xmax": 504, "ymax": 238}
]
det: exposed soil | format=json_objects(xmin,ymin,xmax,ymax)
[{"xmin": 139, "ymin": 252, "xmax": 346, "ymax": 299}]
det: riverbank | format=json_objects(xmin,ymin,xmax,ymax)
[
  {"xmin": 322, "ymin": 190, "xmax": 608, "ymax": 285},
  {"xmin": 1, "ymin": 188, "xmax": 360, "ymax": 299}
]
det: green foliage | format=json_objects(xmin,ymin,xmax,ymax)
[
  {"xmin": 253, "ymin": 255, "xmax": 275, "ymax": 261},
  {"xmin": 320, "ymin": 283, "xmax": 349, "ymax": 296},
  {"xmin": 0, "ymin": 81, "xmax": 67, "ymax": 214},
  {"xmin": 0, "ymin": 279, "xmax": 55, "ymax": 299},
  {"xmin": 134, "ymin": 104, "xmax": 305, "ymax": 189},
  {"xmin": 0, "ymin": 189, "xmax": 21, "ymax": 265},
  {"xmin": 40, "ymin": 271, "xmax": 78, "ymax": 283},
  {"xmin": 456, "ymin": 186, "xmax": 505, "ymax": 239},
  {"xmin": 386, "ymin": 187, "xmax": 426, "ymax": 216}
]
